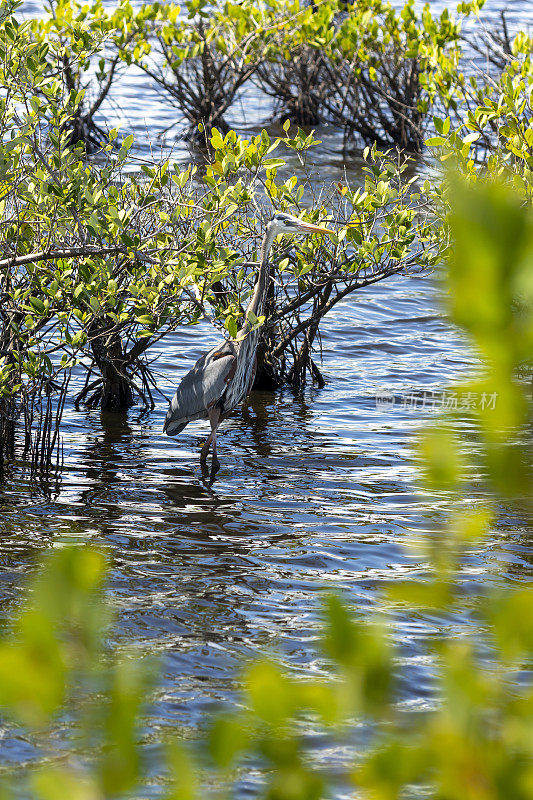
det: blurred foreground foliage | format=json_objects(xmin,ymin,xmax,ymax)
[{"xmin": 0, "ymin": 177, "xmax": 532, "ymax": 798}]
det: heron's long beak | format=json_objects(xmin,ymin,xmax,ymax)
[{"xmin": 297, "ymin": 220, "xmax": 335, "ymax": 235}]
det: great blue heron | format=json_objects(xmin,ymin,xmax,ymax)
[{"xmin": 163, "ymin": 212, "xmax": 334, "ymax": 466}]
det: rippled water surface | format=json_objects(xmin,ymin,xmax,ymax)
[{"xmin": 3, "ymin": 0, "xmax": 533, "ymax": 792}]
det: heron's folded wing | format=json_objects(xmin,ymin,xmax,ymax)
[{"xmin": 164, "ymin": 345, "xmax": 237, "ymax": 435}]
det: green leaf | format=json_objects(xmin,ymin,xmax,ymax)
[
  {"xmin": 425, "ymin": 136, "xmax": 447, "ymax": 146},
  {"xmin": 417, "ymin": 425, "xmax": 463, "ymax": 490},
  {"xmin": 462, "ymin": 131, "xmax": 481, "ymax": 145},
  {"xmin": 263, "ymin": 158, "xmax": 285, "ymax": 169},
  {"xmin": 225, "ymin": 317, "xmax": 237, "ymax": 339},
  {"xmin": 29, "ymin": 296, "xmax": 45, "ymax": 314}
]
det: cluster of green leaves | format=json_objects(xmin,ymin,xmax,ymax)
[
  {"xmin": 0, "ymin": 2, "xmax": 278, "ymax": 410},
  {"xmin": 235, "ymin": 0, "xmax": 468, "ymax": 148},
  {"xmin": 17, "ymin": 0, "xmax": 518, "ymax": 157},
  {"xmin": 0, "ymin": 546, "xmax": 155, "ymax": 798},
  {"xmin": 0, "ymin": 0, "xmax": 203, "ymax": 408},
  {"xmin": 125, "ymin": 0, "xmax": 277, "ymax": 139},
  {"xmin": 327, "ymin": 0, "xmax": 463, "ymax": 98},
  {"xmin": 90, "ymin": 0, "xmax": 473, "ymax": 148},
  {"xmin": 428, "ymin": 24, "xmax": 533, "ymax": 204},
  {"xmin": 28, "ymin": 0, "xmax": 158, "ymax": 149}
]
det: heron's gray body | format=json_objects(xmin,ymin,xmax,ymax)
[{"xmin": 163, "ymin": 330, "xmax": 259, "ymax": 436}]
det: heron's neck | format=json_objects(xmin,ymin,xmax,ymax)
[{"xmin": 241, "ymin": 225, "xmax": 275, "ymax": 334}]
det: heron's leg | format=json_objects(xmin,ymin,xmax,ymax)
[
  {"xmin": 210, "ymin": 407, "xmax": 221, "ymax": 469},
  {"xmin": 201, "ymin": 406, "xmax": 221, "ymax": 463},
  {"xmin": 200, "ymin": 433, "xmax": 213, "ymax": 463},
  {"xmin": 211, "ymin": 431, "xmax": 220, "ymax": 469}
]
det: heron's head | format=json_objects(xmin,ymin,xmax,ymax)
[{"xmin": 269, "ymin": 212, "xmax": 335, "ymax": 238}]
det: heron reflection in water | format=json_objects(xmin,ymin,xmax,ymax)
[{"xmin": 163, "ymin": 213, "xmax": 334, "ymax": 474}]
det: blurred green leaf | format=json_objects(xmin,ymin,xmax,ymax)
[{"xmin": 417, "ymin": 425, "xmax": 463, "ymax": 490}]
